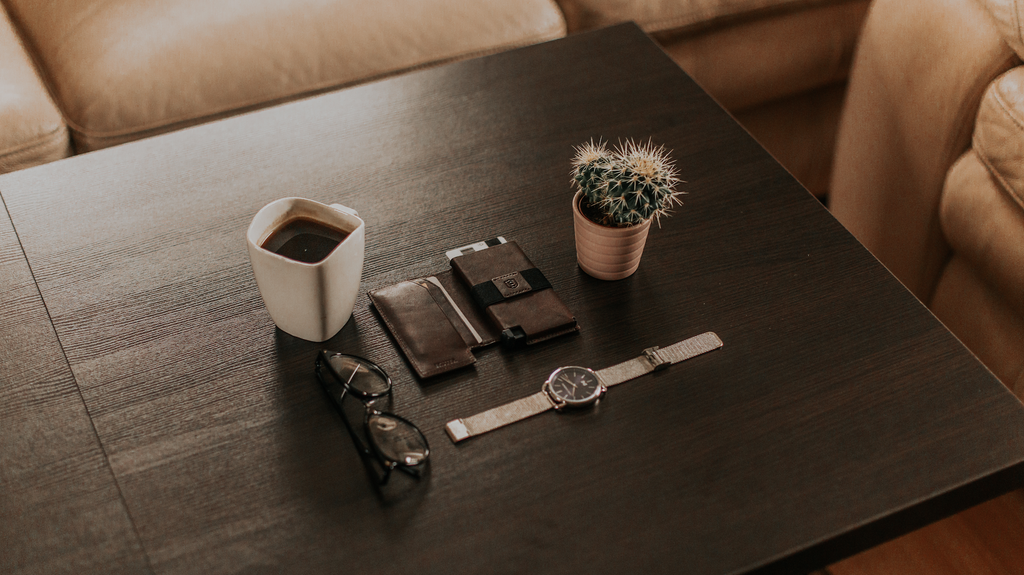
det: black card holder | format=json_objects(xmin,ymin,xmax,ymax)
[{"xmin": 450, "ymin": 241, "xmax": 578, "ymax": 347}]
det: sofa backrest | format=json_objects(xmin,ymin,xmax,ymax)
[{"xmin": 1, "ymin": 0, "xmax": 566, "ymax": 154}]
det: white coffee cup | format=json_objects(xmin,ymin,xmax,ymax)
[{"xmin": 246, "ymin": 197, "xmax": 365, "ymax": 342}]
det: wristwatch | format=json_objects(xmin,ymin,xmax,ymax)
[{"xmin": 445, "ymin": 331, "xmax": 723, "ymax": 443}]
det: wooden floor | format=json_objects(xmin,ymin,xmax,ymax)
[{"xmin": 826, "ymin": 490, "xmax": 1024, "ymax": 574}]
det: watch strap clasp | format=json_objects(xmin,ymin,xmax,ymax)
[
  {"xmin": 445, "ymin": 419, "xmax": 471, "ymax": 442},
  {"xmin": 643, "ymin": 346, "xmax": 670, "ymax": 371}
]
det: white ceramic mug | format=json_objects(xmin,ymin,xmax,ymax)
[{"xmin": 246, "ymin": 197, "xmax": 365, "ymax": 342}]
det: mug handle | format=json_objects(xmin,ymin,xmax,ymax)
[{"xmin": 330, "ymin": 204, "xmax": 359, "ymax": 218}]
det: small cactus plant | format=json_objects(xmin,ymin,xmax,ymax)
[{"xmin": 571, "ymin": 139, "xmax": 682, "ymax": 227}]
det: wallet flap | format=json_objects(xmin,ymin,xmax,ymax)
[{"xmin": 368, "ymin": 281, "xmax": 475, "ymax": 378}]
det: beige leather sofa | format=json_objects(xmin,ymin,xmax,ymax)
[
  {"xmin": 0, "ymin": 0, "xmax": 869, "ymax": 199},
  {"xmin": 827, "ymin": 0, "xmax": 1024, "ymax": 571},
  {"xmin": 0, "ymin": 0, "xmax": 568, "ymax": 173},
  {"xmin": 832, "ymin": 0, "xmax": 1024, "ymax": 401},
  {"xmin": 554, "ymin": 0, "xmax": 871, "ymax": 195}
]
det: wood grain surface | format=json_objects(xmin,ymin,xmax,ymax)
[
  {"xmin": 0, "ymin": 199, "xmax": 149, "ymax": 573},
  {"xmin": 1, "ymin": 24, "xmax": 1023, "ymax": 575}
]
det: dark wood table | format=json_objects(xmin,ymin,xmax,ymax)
[
  {"xmin": 3, "ymin": 24, "xmax": 1024, "ymax": 575},
  {"xmin": 0, "ymin": 198, "xmax": 147, "ymax": 571}
]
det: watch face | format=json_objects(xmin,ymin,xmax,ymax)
[{"xmin": 545, "ymin": 366, "xmax": 604, "ymax": 407}]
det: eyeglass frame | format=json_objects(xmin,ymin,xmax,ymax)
[{"xmin": 314, "ymin": 350, "xmax": 430, "ymax": 486}]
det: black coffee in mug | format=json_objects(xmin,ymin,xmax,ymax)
[{"xmin": 261, "ymin": 217, "xmax": 349, "ymax": 263}]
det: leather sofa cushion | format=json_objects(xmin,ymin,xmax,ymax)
[
  {"xmin": 554, "ymin": 0, "xmax": 868, "ymax": 111},
  {"xmin": 660, "ymin": 1, "xmax": 867, "ymax": 111},
  {"xmin": 0, "ymin": 5, "xmax": 70, "ymax": 174},
  {"xmin": 941, "ymin": 149, "xmax": 1024, "ymax": 321},
  {"xmin": 829, "ymin": 0, "xmax": 1017, "ymax": 302},
  {"xmin": 735, "ymin": 82, "xmax": 847, "ymax": 196},
  {"xmin": 938, "ymin": 143, "xmax": 1024, "ymax": 393},
  {"xmin": 3, "ymin": 0, "xmax": 566, "ymax": 153}
]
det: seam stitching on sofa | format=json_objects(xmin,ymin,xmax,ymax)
[
  {"xmin": 0, "ymin": 124, "xmax": 68, "ymax": 160},
  {"xmin": 67, "ymin": 29, "xmax": 567, "ymax": 146},
  {"xmin": 972, "ymin": 137, "xmax": 1016, "ymax": 205},
  {"xmin": 644, "ymin": 0, "xmax": 801, "ymax": 32},
  {"xmin": 980, "ymin": 83, "xmax": 1024, "ymax": 209},
  {"xmin": 972, "ymin": 127, "xmax": 1021, "ymax": 210}
]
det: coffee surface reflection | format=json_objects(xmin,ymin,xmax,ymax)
[{"xmin": 261, "ymin": 217, "xmax": 348, "ymax": 263}]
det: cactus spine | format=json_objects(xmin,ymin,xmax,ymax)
[{"xmin": 571, "ymin": 139, "xmax": 682, "ymax": 227}]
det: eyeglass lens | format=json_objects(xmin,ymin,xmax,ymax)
[
  {"xmin": 326, "ymin": 354, "xmax": 390, "ymax": 396},
  {"xmin": 367, "ymin": 413, "xmax": 429, "ymax": 467}
]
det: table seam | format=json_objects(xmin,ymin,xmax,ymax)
[{"xmin": 0, "ymin": 192, "xmax": 157, "ymax": 575}]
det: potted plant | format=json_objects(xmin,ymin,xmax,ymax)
[{"xmin": 570, "ymin": 139, "xmax": 682, "ymax": 280}]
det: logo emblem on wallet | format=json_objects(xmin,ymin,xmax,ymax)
[{"xmin": 493, "ymin": 272, "xmax": 531, "ymax": 298}]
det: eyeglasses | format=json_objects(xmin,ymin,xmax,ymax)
[{"xmin": 315, "ymin": 351, "xmax": 430, "ymax": 486}]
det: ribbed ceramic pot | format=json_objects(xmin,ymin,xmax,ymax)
[{"xmin": 572, "ymin": 191, "xmax": 652, "ymax": 280}]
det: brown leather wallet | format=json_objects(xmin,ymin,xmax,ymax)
[
  {"xmin": 368, "ymin": 241, "xmax": 577, "ymax": 378},
  {"xmin": 368, "ymin": 272, "xmax": 500, "ymax": 378}
]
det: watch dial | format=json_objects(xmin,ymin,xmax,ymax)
[{"xmin": 547, "ymin": 366, "xmax": 602, "ymax": 405}]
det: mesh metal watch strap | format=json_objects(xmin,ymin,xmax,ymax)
[
  {"xmin": 446, "ymin": 391, "xmax": 554, "ymax": 442},
  {"xmin": 445, "ymin": 331, "xmax": 723, "ymax": 443},
  {"xmin": 595, "ymin": 331, "xmax": 723, "ymax": 387}
]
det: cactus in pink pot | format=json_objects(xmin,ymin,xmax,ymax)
[{"xmin": 571, "ymin": 139, "xmax": 682, "ymax": 227}]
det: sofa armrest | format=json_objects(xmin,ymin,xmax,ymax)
[
  {"xmin": 829, "ymin": 0, "xmax": 1018, "ymax": 301},
  {"xmin": 937, "ymin": 146, "xmax": 1024, "ymax": 395},
  {"xmin": 972, "ymin": 66, "xmax": 1024, "ymax": 212},
  {"xmin": 935, "ymin": 69, "xmax": 1024, "ymax": 392}
]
